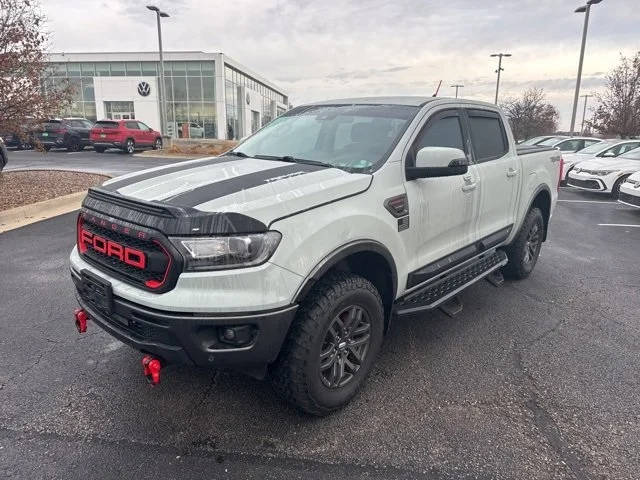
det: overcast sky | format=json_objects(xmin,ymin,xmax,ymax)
[{"xmin": 43, "ymin": 0, "xmax": 638, "ymax": 130}]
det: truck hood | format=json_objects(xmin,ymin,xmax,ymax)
[
  {"xmin": 99, "ymin": 155, "xmax": 372, "ymax": 226},
  {"xmin": 576, "ymin": 157, "xmax": 640, "ymax": 171}
]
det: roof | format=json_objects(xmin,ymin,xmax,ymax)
[{"xmin": 304, "ymin": 96, "xmax": 499, "ymax": 108}]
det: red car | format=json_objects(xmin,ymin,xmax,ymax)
[{"xmin": 90, "ymin": 120, "xmax": 162, "ymax": 154}]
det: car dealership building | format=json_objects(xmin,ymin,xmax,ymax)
[{"xmin": 46, "ymin": 51, "xmax": 289, "ymax": 140}]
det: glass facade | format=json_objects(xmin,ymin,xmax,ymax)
[
  {"xmin": 224, "ymin": 64, "xmax": 288, "ymax": 140},
  {"xmin": 44, "ymin": 60, "xmax": 217, "ymax": 138}
]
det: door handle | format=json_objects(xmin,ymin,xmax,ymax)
[
  {"xmin": 507, "ymin": 168, "xmax": 518, "ymax": 177},
  {"xmin": 463, "ymin": 174, "xmax": 473, "ymax": 183},
  {"xmin": 462, "ymin": 182, "xmax": 477, "ymax": 192}
]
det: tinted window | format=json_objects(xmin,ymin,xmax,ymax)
[
  {"xmin": 125, "ymin": 121, "xmax": 139, "ymax": 130},
  {"xmin": 468, "ymin": 114, "xmax": 507, "ymax": 161},
  {"xmin": 616, "ymin": 143, "xmax": 640, "ymax": 155},
  {"xmin": 137, "ymin": 122, "xmax": 150, "ymax": 130},
  {"xmin": 555, "ymin": 139, "xmax": 582, "ymax": 152},
  {"xmin": 583, "ymin": 140, "xmax": 600, "ymax": 149},
  {"xmin": 94, "ymin": 121, "xmax": 118, "ymax": 129},
  {"xmin": 414, "ymin": 115, "xmax": 465, "ymax": 152}
]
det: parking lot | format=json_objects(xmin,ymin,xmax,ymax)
[{"xmin": 1, "ymin": 161, "xmax": 639, "ymax": 479}]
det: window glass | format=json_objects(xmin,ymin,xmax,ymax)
[
  {"xmin": 187, "ymin": 62, "xmax": 201, "ymax": 75},
  {"xmin": 580, "ymin": 141, "xmax": 615, "ymax": 155},
  {"xmin": 82, "ymin": 77, "xmax": 94, "ymax": 101},
  {"xmin": 555, "ymin": 139, "xmax": 581, "ymax": 151},
  {"xmin": 468, "ymin": 114, "xmax": 507, "ymax": 161},
  {"xmin": 202, "ymin": 77, "xmax": 215, "ymax": 100},
  {"xmin": 81, "ymin": 63, "xmax": 95, "ymax": 75},
  {"xmin": 187, "ymin": 77, "xmax": 202, "ymax": 101},
  {"xmin": 84, "ymin": 103, "xmax": 96, "ymax": 122},
  {"xmin": 141, "ymin": 62, "xmax": 157, "ymax": 75},
  {"xmin": 582, "ymin": 140, "xmax": 600, "ymax": 149},
  {"xmin": 110, "ymin": 62, "xmax": 125, "ymax": 75},
  {"xmin": 173, "ymin": 77, "xmax": 187, "ymax": 101},
  {"xmin": 170, "ymin": 62, "xmax": 186, "ymax": 76},
  {"xmin": 137, "ymin": 122, "xmax": 150, "ymax": 130},
  {"xmin": 125, "ymin": 62, "xmax": 141, "ymax": 76},
  {"xmin": 617, "ymin": 143, "xmax": 640, "ymax": 155},
  {"xmin": 95, "ymin": 63, "xmax": 110, "ymax": 76},
  {"xmin": 125, "ymin": 121, "xmax": 139, "ymax": 129},
  {"xmin": 414, "ymin": 115, "xmax": 465, "ymax": 152},
  {"xmin": 201, "ymin": 61, "xmax": 214, "ymax": 75},
  {"xmin": 67, "ymin": 63, "xmax": 81, "ymax": 76}
]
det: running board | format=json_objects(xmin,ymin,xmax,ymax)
[{"xmin": 394, "ymin": 250, "xmax": 508, "ymax": 316}]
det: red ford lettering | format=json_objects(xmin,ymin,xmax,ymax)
[{"xmin": 79, "ymin": 228, "xmax": 146, "ymax": 269}]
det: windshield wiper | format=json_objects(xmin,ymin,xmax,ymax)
[
  {"xmin": 254, "ymin": 154, "xmax": 344, "ymax": 170},
  {"xmin": 227, "ymin": 150, "xmax": 251, "ymax": 157}
]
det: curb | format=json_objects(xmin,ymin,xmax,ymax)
[{"xmin": 0, "ymin": 190, "xmax": 86, "ymax": 233}]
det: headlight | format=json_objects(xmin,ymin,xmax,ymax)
[
  {"xmin": 170, "ymin": 231, "xmax": 282, "ymax": 271},
  {"xmin": 593, "ymin": 170, "xmax": 615, "ymax": 176}
]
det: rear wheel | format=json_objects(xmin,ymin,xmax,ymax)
[
  {"xmin": 271, "ymin": 272, "xmax": 384, "ymax": 416},
  {"xmin": 611, "ymin": 175, "xmax": 629, "ymax": 199},
  {"xmin": 153, "ymin": 137, "xmax": 162, "ymax": 150},
  {"xmin": 122, "ymin": 139, "xmax": 135, "ymax": 154},
  {"xmin": 67, "ymin": 137, "xmax": 81, "ymax": 152},
  {"xmin": 502, "ymin": 207, "xmax": 544, "ymax": 280},
  {"xmin": 94, "ymin": 146, "xmax": 106, "ymax": 153}
]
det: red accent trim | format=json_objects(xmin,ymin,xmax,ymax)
[
  {"xmin": 77, "ymin": 215, "xmax": 87, "ymax": 253},
  {"xmin": 145, "ymin": 240, "xmax": 172, "ymax": 289},
  {"xmin": 558, "ymin": 156, "xmax": 564, "ymax": 192}
]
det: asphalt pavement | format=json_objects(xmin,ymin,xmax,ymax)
[
  {"xmin": 3, "ymin": 147, "xmax": 196, "ymax": 178},
  {"xmin": 1, "ymin": 187, "xmax": 639, "ymax": 479}
]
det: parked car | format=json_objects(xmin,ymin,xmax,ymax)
[
  {"xmin": 537, "ymin": 136, "xmax": 602, "ymax": 153},
  {"xmin": 35, "ymin": 118, "xmax": 94, "ymax": 152},
  {"xmin": 178, "ymin": 122, "xmax": 205, "ymax": 138},
  {"xmin": 617, "ymin": 171, "xmax": 640, "ymax": 209},
  {"xmin": 0, "ymin": 137, "xmax": 8, "ymax": 172},
  {"xmin": 90, "ymin": 120, "xmax": 162, "ymax": 154},
  {"xmin": 567, "ymin": 148, "xmax": 640, "ymax": 198},
  {"xmin": 561, "ymin": 139, "xmax": 640, "ymax": 183},
  {"xmin": 1, "ymin": 129, "xmax": 34, "ymax": 150},
  {"xmin": 519, "ymin": 135, "xmax": 567, "ymax": 146},
  {"xmin": 71, "ymin": 97, "xmax": 561, "ymax": 415}
]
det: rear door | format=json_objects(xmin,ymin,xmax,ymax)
[
  {"xmin": 124, "ymin": 121, "xmax": 142, "ymax": 144},
  {"xmin": 403, "ymin": 108, "xmax": 481, "ymax": 280},
  {"xmin": 464, "ymin": 109, "xmax": 519, "ymax": 241}
]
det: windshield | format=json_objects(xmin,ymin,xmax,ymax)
[
  {"xmin": 537, "ymin": 136, "xmax": 565, "ymax": 146},
  {"xmin": 233, "ymin": 104, "xmax": 419, "ymax": 172},
  {"xmin": 578, "ymin": 141, "xmax": 616, "ymax": 155}
]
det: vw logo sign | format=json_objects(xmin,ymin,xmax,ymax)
[{"xmin": 137, "ymin": 81, "xmax": 151, "ymax": 97}]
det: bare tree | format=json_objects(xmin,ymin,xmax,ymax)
[
  {"xmin": 588, "ymin": 52, "xmax": 640, "ymax": 138},
  {"xmin": 501, "ymin": 88, "xmax": 559, "ymax": 142},
  {"xmin": 0, "ymin": 0, "xmax": 73, "ymax": 140}
]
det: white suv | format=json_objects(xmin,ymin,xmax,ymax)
[{"xmin": 567, "ymin": 148, "xmax": 640, "ymax": 198}]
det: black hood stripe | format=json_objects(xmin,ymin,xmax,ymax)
[
  {"xmin": 163, "ymin": 163, "xmax": 326, "ymax": 207},
  {"xmin": 101, "ymin": 155, "xmax": 242, "ymax": 192}
]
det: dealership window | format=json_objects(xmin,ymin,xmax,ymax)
[
  {"xmin": 110, "ymin": 62, "xmax": 125, "ymax": 76},
  {"xmin": 81, "ymin": 63, "xmax": 95, "ymax": 76},
  {"xmin": 141, "ymin": 62, "xmax": 157, "ymax": 75},
  {"xmin": 202, "ymin": 77, "xmax": 215, "ymax": 101},
  {"xmin": 187, "ymin": 77, "xmax": 202, "ymax": 101},
  {"xmin": 187, "ymin": 62, "xmax": 201, "ymax": 75},
  {"xmin": 67, "ymin": 63, "xmax": 81, "ymax": 77},
  {"xmin": 125, "ymin": 62, "xmax": 141, "ymax": 76},
  {"xmin": 81, "ymin": 77, "xmax": 94, "ymax": 101},
  {"xmin": 95, "ymin": 63, "xmax": 110, "ymax": 76},
  {"xmin": 173, "ymin": 77, "xmax": 187, "ymax": 101},
  {"xmin": 171, "ymin": 62, "xmax": 186, "ymax": 76}
]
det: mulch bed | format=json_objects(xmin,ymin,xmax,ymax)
[{"xmin": 0, "ymin": 170, "xmax": 109, "ymax": 211}]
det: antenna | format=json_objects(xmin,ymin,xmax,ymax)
[{"xmin": 432, "ymin": 80, "xmax": 442, "ymax": 97}]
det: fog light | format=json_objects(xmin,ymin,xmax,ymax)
[{"xmin": 218, "ymin": 325, "xmax": 255, "ymax": 347}]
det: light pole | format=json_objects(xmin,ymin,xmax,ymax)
[
  {"xmin": 451, "ymin": 84, "xmax": 464, "ymax": 98},
  {"xmin": 580, "ymin": 94, "xmax": 594, "ymax": 134},
  {"xmin": 147, "ymin": 5, "xmax": 169, "ymax": 139},
  {"xmin": 569, "ymin": 0, "xmax": 603, "ymax": 136},
  {"xmin": 490, "ymin": 53, "xmax": 511, "ymax": 105}
]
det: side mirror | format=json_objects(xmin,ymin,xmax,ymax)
[
  {"xmin": 406, "ymin": 147, "xmax": 469, "ymax": 180},
  {"xmin": 601, "ymin": 151, "xmax": 616, "ymax": 157}
]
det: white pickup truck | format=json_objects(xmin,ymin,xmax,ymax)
[{"xmin": 70, "ymin": 97, "xmax": 561, "ymax": 415}]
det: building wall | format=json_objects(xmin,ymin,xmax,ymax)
[{"xmin": 44, "ymin": 52, "xmax": 289, "ymax": 140}]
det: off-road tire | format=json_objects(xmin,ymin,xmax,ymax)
[
  {"xmin": 502, "ymin": 207, "xmax": 544, "ymax": 280},
  {"xmin": 94, "ymin": 147, "xmax": 106, "ymax": 153},
  {"xmin": 611, "ymin": 175, "xmax": 629, "ymax": 199},
  {"xmin": 270, "ymin": 272, "xmax": 384, "ymax": 416}
]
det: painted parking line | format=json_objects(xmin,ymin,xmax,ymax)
[
  {"xmin": 557, "ymin": 199, "xmax": 615, "ymax": 204},
  {"xmin": 597, "ymin": 223, "xmax": 640, "ymax": 228}
]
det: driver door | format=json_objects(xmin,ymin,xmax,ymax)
[{"xmin": 403, "ymin": 108, "xmax": 480, "ymax": 284}]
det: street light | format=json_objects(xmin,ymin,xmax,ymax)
[
  {"xmin": 490, "ymin": 53, "xmax": 511, "ymax": 104},
  {"xmin": 569, "ymin": 0, "xmax": 603, "ymax": 136},
  {"xmin": 580, "ymin": 93, "xmax": 594, "ymax": 134},
  {"xmin": 450, "ymin": 84, "xmax": 464, "ymax": 98},
  {"xmin": 147, "ymin": 5, "xmax": 170, "ymax": 139}
]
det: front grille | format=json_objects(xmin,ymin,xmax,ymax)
[
  {"xmin": 619, "ymin": 192, "xmax": 640, "ymax": 207},
  {"xmin": 567, "ymin": 177, "xmax": 602, "ymax": 190},
  {"xmin": 79, "ymin": 215, "xmax": 174, "ymax": 291}
]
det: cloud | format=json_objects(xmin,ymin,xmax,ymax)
[{"xmin": 42, "ymin": 0, "xmax": 639, "ymax": 129}]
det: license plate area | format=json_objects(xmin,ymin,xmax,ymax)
[
  {"xmin": 100, "ymin": 133, "xmax": 106, "ymax": 138},
  {"xmin": 80, "ymin": 269, "xmax": 113, "ymax": 315}
]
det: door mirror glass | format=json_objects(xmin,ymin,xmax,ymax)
[{"xmin": 407, "ymin": 147, "xmax": 468, "ymax": 180}]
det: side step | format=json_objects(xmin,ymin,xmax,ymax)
[{"xmin": 394, "ymin": 250, "xmax": 508, "ymax": 316}]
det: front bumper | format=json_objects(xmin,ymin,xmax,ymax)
[
  {"xmin": 567, "ymin": 175, "xmax": 606, "ymax": 191},
  {"xmin": 72, "ymin": 269, "xmax": 297, "ymax": 368},
  {"xmin": 618, "ymin": 186, "xmax": 640, "ymax": 208}
]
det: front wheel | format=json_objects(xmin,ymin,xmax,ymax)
[
  {"xmin": 271, "ymin": 272, "xmax": 384, "ymax": 416},
  {"xmin": 153, "ymin": 138, "xmax": 162, "ymax": 150},
  {"xmin": 611, "ymin": 175, "xmax": 629, "ymax": 199},
  {"xmin": 122, "ymin": 139, "xmax": 135, "ymax": 154},
  {"xmin": 502, "ymin": 207, "xmax": 544, "ymax": 280}
]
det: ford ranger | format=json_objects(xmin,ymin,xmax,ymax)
[{"xmin": 70, "ymin": 97, "xmax": 561, "ymax": 415}]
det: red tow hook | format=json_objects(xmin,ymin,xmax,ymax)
[
  {"xmin": 74, "ymin": 308, "xmax": 88, "ymax": 333},
  {"xmin": 142, "ymin": 355, "xmax": 162, "ymax": 386}
]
